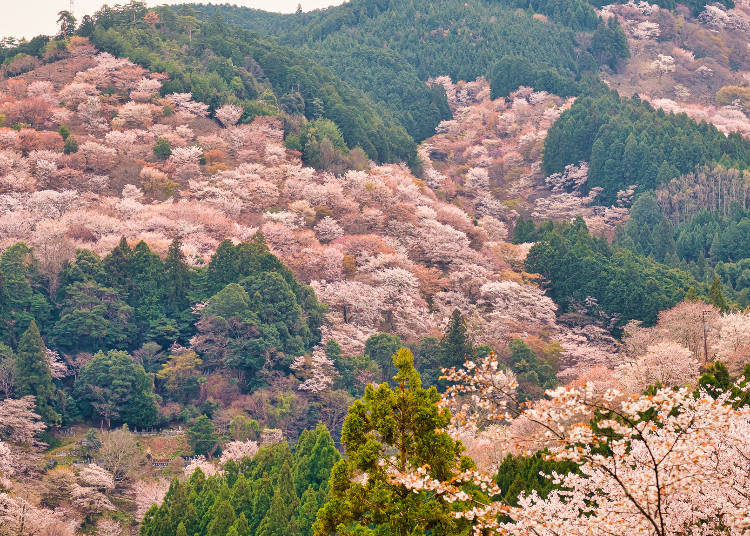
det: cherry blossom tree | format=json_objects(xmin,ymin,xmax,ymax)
[
  {"xmin": 215, "ymin": 104, "xmax": 244, "ymax": 127},
  {"xmin": 104, "ymin": 130, "xmax": 138, "ymax": 156},
  {"xmin": 0, "ymin": 396, "xmax": 46, "ymax": 447},
  {"xmin": 116, "ymin": 102, "xmax": 154, "ymax": 129},
  {"xmin": 77, "ymin": 96, "xmax": 108, "ymax": 133},
  {"xmin": 0, "ymin": 492, "xmax": 75, "ymax": 536},
  {"xmin": 716, "ymin": 312, "xmax": 750, "ymax": 371},
  {"xmin": 315, "ymin": 216, "xmax": 345, "ymax": 243},
  {"xmin": 59, "ymin": 82, "xmax": 98, "ymax": 107},
  {"xmin": 0, "ymin": 441, "xmax": 14, "ymax": 482},
  {"xmin": 130, "ymin": 77, "xmax": 162, "ymax": 103},
  {"xmin": 474, "ymin": 280, "xmax": 558, "ymax": 343},
  {"xmin": 617, "ymin": 341, "xmax": 698, "ymax": 393},
  {"xmin": 45, "ymin": 349, "xmax": 70, "ymax": 380},
  {"xmin": 291, "ymin": 346, "xmax": 337, "ymax": 393},
  {"xmin": 183, "ymin": 456, "xmax": 219, "ymax": 478},
  {"xmin": 2, "ymin": 97, "xmax": 52, "ymax": 129},
  {"xmin": 95, "ymin": 518, "xmax": 123, "ymax": 536},
  {"xmin": 71, "ymin": 464, "xmax": 115, "ymax": 518},
  {"xmin": 79, "ymin": 142, "xmax": 117, "ymax": 172},
  {"xmin": 400, "ymin": 356, "xmax": 750, "ymax": 536},
  {"xmin": 165, "ymin": 93, "xmax": 209, "ymax": 118},
  {"xmin": 218, "ymin": 440, "xmax": 259, "ymax": 465},
  {"xmin": 133, "ymin": 479, "xmax": 170, "ymax": 521},
  {"xmin": 311, "ymin": 280, "xmax": 385, "ymax": 327}
]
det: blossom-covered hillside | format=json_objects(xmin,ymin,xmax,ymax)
[
  {"xmin": 2, "ymin": 3, "xmax": 750, "ymax": 535},
  {"xmin": 0, "ymin": 39, "xmax": 561, "ymax": 360},
  {"xmin": 601, "ymin": 0, "xmax": 750, "ymax": 135},
  {"xmin": 421, "ymin": 77, "xmax": 631, "ymax": 235}
]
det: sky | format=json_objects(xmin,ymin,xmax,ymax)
[{"xmin": 1, "ymin": 0, "xmax": 344, "ymax": 40}]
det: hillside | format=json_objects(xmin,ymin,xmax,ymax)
[
  {"xmin": 81, "ymin": 3, "xmax": 418, "ymax": 165},
  {"xmin": 194, "ymin": 0, "xmax": 609, "ymax": 138},
  {"xmin": 1, "ymin": 2, "xmax": 750, "ymax": 535}
]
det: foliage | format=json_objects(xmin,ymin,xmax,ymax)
[
  {"xmin": 152, "ymin": 137, "xmax": 172, "ymax": 160},
  {"xmin": 14, "ymin": 321, "xmax": 60, "ymax": 425},
  {"xmin": 489, "ymin": 56, "xmax": 584, "ymax": 99},
  {"xmin": 543, "ymin": 92, "xmax": 750, "ymax": 203},
  {"xmin": 615, "ymin": 195, "xmax": 750, "ymax": 306},
  {"xmin": 494, "ymin": 452, "xmax": 578, "ymax": 506},
  {"xmin": 314, "ymin": 348, "xmax": 475, "ymax": 536},
  {"xmin": 524, "ymin": 218, "xmax": 696, "ymax": 327},
  {"xmin": 187, "ymin": 415, "xmax": 220, "ymax": 458},
  {"xmin": 590, "ymin": 17, "xmax": 629, "ymax": 71},
  {"xmin": 0, "ymin": 243, "xmax": 51, "ymax": 346},
  {"xmin": 73, "ymin": 349, "xmax": 160, "ymax": 429},
  {"xmin": 507, "ymin": 339, "xmax": 557, "ymax": 401},
  {"xmin": 141, "ymin": 426, "xmax": 339, "ymax": 536},
  {"xmin": 698, "ymin": 361, "xmax": 750, "ymax": 407},
  {"xmin": 198, "ymin": 0, "xmax": 604, "ymax": 126},
  {"xmin": 86, "ymin": 5, "xmax": 416, "ymax": 164},
  {"xmin": 588, "ymin": 0, "xmax": 733, "ymax": 15}
]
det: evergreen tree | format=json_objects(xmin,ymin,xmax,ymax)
[
  {"xmin": 685, "ymin": 286, "xmax": 700, "ymax": 301},
  {"xmin": 292, "ymin": 424, "xmax": 340, "ymax": 495},
  {"xmin": 591, "ymin": 17, "xmax": 629, "ymax": 71},
  {"xmin": 439, "ymin": 309, "xmax": 473, "ymax": 370},
  {"xmin": 297, "ymin": 487, "xmax": 326, "ymax": 536},
  {"xmin": 314, "ymin": 348, "xmax": 474, "ymax": 536},
  {"xmin": 206, "ymin": 500, "xmax": 236, "ymax": 536},
  {"xmin": 495, "ymin": 452, "xmax": 578, "ymax": 506},
  {"xmin": 73, "ymin": 349, "xmax": 159, "ymax": 428},
  {"xmin": 708, "ymin": 274, "xmax": 728, "ymax": 311},
  {"xmin": 698, "ymin": 362, "xmax": 750, "ymax": 407},
  {"xmin": 14, "ymin": 321, "xmax": 60, "ymax": 424},
  {"xmin": 364, "ymin": 333, "xmax": 403, "ymax": 383},
  {"xmin": 231, "ymin": 514, "xmax": 250, "ymax": 536},
  {"xmin": 0, "ymin": 242, "xmax": 51, "ymax": 344},
  {"xmin": 187, "ymin": 415, "xmax": 221, "ymax": 458},
  {"xmin": 256, "ymin": 461, "xmax": 300, "ymax": 536},
  {"xmin": 508, "ymin": 338, "xmax": 558, "ymax": 401},
  {"xmin": 164, "ymin": 237, "xmax": 191, "ymax": 316},
  {"xmin": 104, "ymin": 237, "xmax": 132, "ymax": 293}
]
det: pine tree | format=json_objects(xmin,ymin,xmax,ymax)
[
  {"xmin": 15, "ymin": 321, "xmax": 60, "ymax": 424},
  {"xmin": 250, "ymin": 476, "xmax": 274, "ymax": 533},
  {"xmin": 231, "ymin": 513, "xmax": 250, "ymax": 536},
  {"xmin": 105, "ymin": 237, "xmax": 133, "ymax": 293},
  {"xmin": 297, "ymin": 486, "xmax": 325, "ymax": 536},
  {"xmin": 206, "ymin": 499, "xmax": 235, "ymax": 536},
  {"xmin": 206, "ymin": 240, "xmax": 239, "ymax": 295},
  {"xmin": 292, "ymin": 424, "xmax": 339, "ymax": 495},
  {"xmin": 364, "ymin": 333, "xmax": 403, "ymax": 382},
  {"xmin": 230, "ymin": 474, "xmax": 253, "ymax": 519}
]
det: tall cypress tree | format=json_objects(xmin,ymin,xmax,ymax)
[
  {"xmin": 439, "ymin": 308, "xmax": 473, "ymax": 369},
  {"xmin": 708, "ymin": 274, "xmax": 728, "ymax": 311},
  {"xmin": 314, "ymin": 348, "xmax": 474, "ymax": 536},
  {"xmin": 104, "ymin": 236, "xmax": 133, "ymax": 296},
  {"xmin": 164, "ymin": 237, "xmax": 191, "ymax": 316},
  {"xmin": 0, "ymin": 268, "xmax": 10, "ymax": 341},
  {"xmin": 15, "ymin": 320, "xmax": 60, "ymax": 424},
  {"xmin": 256, "ymin": 461, "xmax": 300, "ymax": 536}
]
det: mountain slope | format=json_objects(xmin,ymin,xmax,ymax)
[
  {"xmin": 194, "ymin": 0, "xmax": 607, "ymax": 136},
  {"xmin": 77, "ymin": 4, "xmax": 418, "ymax": 164}
]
